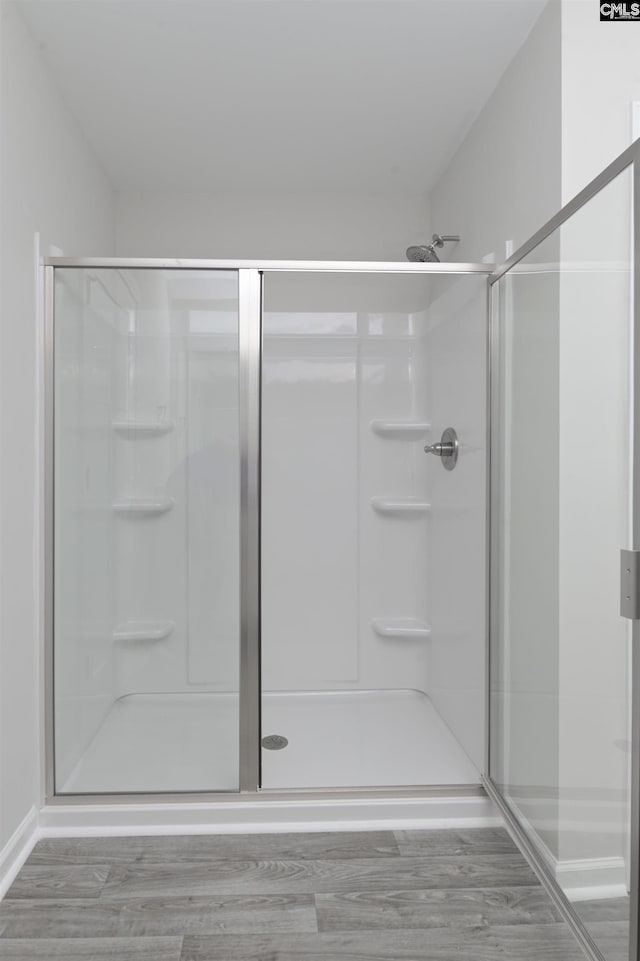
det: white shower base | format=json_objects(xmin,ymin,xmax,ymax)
[{"xmin": 60, "ymin": 689, "xmax": 479, "ymax": 795}]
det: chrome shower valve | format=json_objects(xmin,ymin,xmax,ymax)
[{"xmin": 424, "ymin": 427, "xmax": 459, "ymax": 471}]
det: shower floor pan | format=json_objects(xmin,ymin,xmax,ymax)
[{"xmin": 59, "ymin": 689, "xmax": 479, "ymax": 795}]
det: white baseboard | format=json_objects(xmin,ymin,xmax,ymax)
[
  {"xmin": 0, "ymin": 806, "xmax": 40, "ymax": 899},
  {"xmin": 0, "ymin": 794, "xmax": 497, "ymax": 901},
  {"xmin": 557, "ymin": 856, "xmax": 628, "ymax": 902},
  {"xmin": 505, "ymin": 794, "xmax": 628, "ymax": 902},
  {"xmin": 1, "ymin": 793, "xmax": 626, "ymax": 905},
  {"xmin": 39, "ymin": 794, "xmax": 500, "ymax": 837}
]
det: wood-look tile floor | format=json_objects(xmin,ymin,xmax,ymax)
[{"xmin": 0, "ymin": 828, "xmax": 588, "ymax": 960}]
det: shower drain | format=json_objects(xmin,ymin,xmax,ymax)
[{"xmin": 262, "ymin": 734, "xmax": 288, "ymax": 750}]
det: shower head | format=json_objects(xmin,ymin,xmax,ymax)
[
  {"xmin": 405, "ymin": 233, "xmax": 460, "ymax": 263},
  {"xmin": 406, "ymin": 245, "xmax": 440, "ymax": 263}
]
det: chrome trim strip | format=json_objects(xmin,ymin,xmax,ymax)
[
  {"xmin": 490, "ymin": 138, "xmax": 640, "ymax": 285},
  {"xmin": 238, "ymin": 270, "xmax": 262, "ymax": 793},
  {"xmin": 46, "ymin": 784, "xmax": 486, "ymax": 805},
  {"xmin": 630, "ymin": 153, "xmax": 640, "ymax": 961},
  {"xmin": 44, "ymin": 266, "xmax": 55, "ymax": 800},
  {"xmin": 632, "ymin": 624, "xmax": 640, "ymax": 961},
  {"xmin": 483, "ymin": 775, "xmax": 606, "ymax": 961},
  {"xmin": 43, "ymin": 258, "xmax": 494, "ymax": 274},
  {"xmin": 484, "ymin": 280, "xmax": 496, "ymax": 779}
]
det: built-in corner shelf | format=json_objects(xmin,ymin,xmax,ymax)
[
  {"xmin": 113, "ymin": 497, "xmax": 174, "ymax": 514},
  {"xmin": 112, "ymin": 420, "xmax": 175, "ymax": 436},
  {"xmin": 113, "ymin": 620, "xmax": 175, "ymax": 643},
  {"xmin": 372, "ymin": 619, "xmax": 431, "ymax": 640},
  {"xmin": 371, "ymin": 497, "xmax": 430, "ymax": 516},
  {"xmin": 370, "ymin": 420, "xmax": 430, "ymax": 440}
]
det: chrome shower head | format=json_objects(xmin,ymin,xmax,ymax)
[
  {"xmin": 405, "ymin": 233, "xmax": 460, "ymax": 263},
  {"xmin": 406, "ymin": 245, "xmax": 440, "ymax": 263}
]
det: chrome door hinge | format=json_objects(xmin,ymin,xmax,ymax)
[{"xmin": 621, "ymin": 550, "xmax": 640, "ymax": 619}]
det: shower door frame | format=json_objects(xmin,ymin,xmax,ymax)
[
  {"xmin": 484, "ymin": 138, "xmax": 640, "ymax": 961},
  {"xmin": 43, "ymin": 257, "xmax": 493, "ymax": 803}
]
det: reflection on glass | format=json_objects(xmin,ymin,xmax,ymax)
[
  {"xmin": 491, "ymin": 167, "xmax": 633, "ymax": 960},
  {"xmin": 54, "ymin": 269, "xmax": 240, "ymax": 793}
]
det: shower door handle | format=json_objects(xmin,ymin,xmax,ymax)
[{"xmin": 621, "ymin": 549, "xmax": 640, "ymax": 619}]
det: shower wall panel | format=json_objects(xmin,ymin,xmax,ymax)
[
  {"xmin": 359, "ymin": 315, "xmax": 430, "ymax": 685},
  {"xmin": 111, "ymin": 271, "xmax": 189, "ymax": 699},
  {"xmin": 261, "ymin": 322, "xmax": 359, "ymax": 687},
  {"xmin": 185, "ymin": 324, "xmax": 240, "ymax": 686},
  {"xmin": 110, "ymin": 273, "xmax": 240, "ymax": 697},
  {"xmin": 261, "ymin": 274, "xmax": 431, "ymax": 696}
]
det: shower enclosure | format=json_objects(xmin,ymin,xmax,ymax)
[
  {"xmin": 48, "ymin": 262, "xmax": 489, "ymax": 796},
  {"xmin": 44, "ymin": 139, "xmax": 640, "ymax": 961}
]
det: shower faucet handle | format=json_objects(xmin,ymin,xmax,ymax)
[
  {"xmin": 424, "ymin": 442, "xmax": 451, "ymax": 456},
  {"xmin": 424, "ymin": 428, "xmax": 459, "ymax": 471}
]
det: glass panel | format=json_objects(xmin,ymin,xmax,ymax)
[
  {"xmin": 53, "ymin": 269, "xmax": 240, "ymax": 793},
  {"xmin": 491, "ymin": 166, "xmax": 633, "ymax": 959},
  {"xmin": 261, "ymin": 271, "xmax": 487, "ymax": 789}
]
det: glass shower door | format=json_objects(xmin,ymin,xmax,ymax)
[
  {"xmin": 51, "ymin": 267, "xmax": 242, "ymax": 793},
  {"xmin": 489, "ymin": 158, "xmax": 636, "ymax": 961},
  {"xmin": 260, "ymin": 269, "xmax": 488, "ymax": 790}
]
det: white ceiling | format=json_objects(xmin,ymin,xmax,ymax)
[{"xmin": 18, "ymin": 0, "xmax": 547, "ymax": 194}]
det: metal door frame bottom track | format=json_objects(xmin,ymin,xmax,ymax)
[
  {"xmin": 45, "ymin": 783, "xmax": 486, "ymax": 805},
  {"xmin": 483, "ymin": 775, "xmax": 607, "ymax": 961}
]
